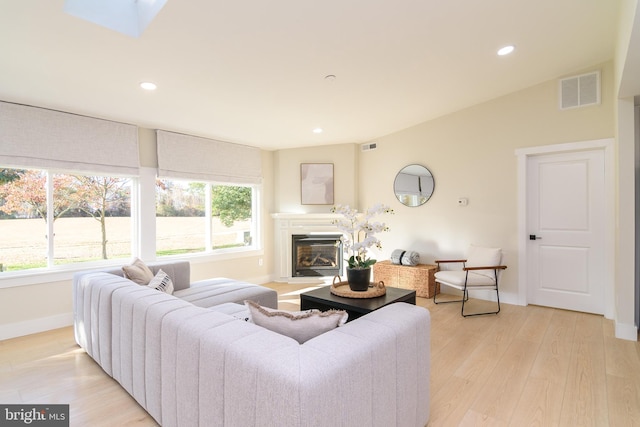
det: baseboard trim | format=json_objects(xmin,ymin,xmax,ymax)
[
  {"xmin": 0, "ymin": 313, "xmax": 73, "ymax": 341},
  {"xmin": 249, "ymin": 275, "xmax": 275, "ymax": 285},
  {"xmin": 615, "ymin": 321, "xmax": 639, "ymax": 341}
]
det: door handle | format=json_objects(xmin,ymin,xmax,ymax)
[{"xmin": 529, "ymin": 234, "xmax": 542, "ymax": 240}]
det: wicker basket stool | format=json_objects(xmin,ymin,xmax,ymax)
[{"xmin": 373, "ymin": 260, "xmax": 439, "ymax": 298}]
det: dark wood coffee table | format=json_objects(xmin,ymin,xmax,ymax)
[{"xmin": 299, "ymin": 285, "xmax": 416, "ymax": 322}]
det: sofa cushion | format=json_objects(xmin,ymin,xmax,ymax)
[
  {"xmin": 148, "ymin": 269, "xmax": 174, "ymax": 294},
  {"xmin": 209, "ymin": 302, "xmax": 251, "ymax": 321},
  {"xmin": 122, "ymin": 258, "xmax": 154, "ymax": 285},
  {"xmin": 245, "ymin": 300, "xmax": 347, "ymax": 344},
  {"xmin": 174, "ymin": 278, "xmax": 278, "ymax": 309}
]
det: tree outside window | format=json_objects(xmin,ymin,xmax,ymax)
[{"xmin": 0, "ymin": 168, "xmax": 132, "ymax": 271}]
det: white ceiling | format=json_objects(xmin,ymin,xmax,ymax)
[{"xmin": 0, "ymin": 0, "xmax": 624, "ymax": 150}]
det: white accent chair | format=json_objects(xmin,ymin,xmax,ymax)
[{"xmin": 433, "ymin": 245, "xmax": 507, "ymax": 317}]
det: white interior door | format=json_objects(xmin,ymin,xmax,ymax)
[{"xmin": 526, "ymin": 149, "xmax": 605, "ymax": 314}]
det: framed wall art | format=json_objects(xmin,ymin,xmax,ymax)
[{"xmin": 300, "ymin": 163, "xmax": 334, "ymax": 205}]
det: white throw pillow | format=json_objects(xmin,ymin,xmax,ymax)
[
  {"xmin": 244, "ymin": 300, "xmax": 348, "ymax": 344},
  {"xmin": 122, "ymin": 258, "xmax": 154, "ymax": 285},
  {"xmin": 466, "ymin": 245, "xmax": 502, "ymax": 279},
  {"xmin": 148, "ymin": 269, "xmax": 174, "ymax": 294}
]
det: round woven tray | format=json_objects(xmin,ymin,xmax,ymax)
[{"xmin": 330, "ymin": 276, "xmax": 386, "ymax": 299}]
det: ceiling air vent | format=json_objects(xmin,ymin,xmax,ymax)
[
  {"xmin": 559, "ymin": 71, "xmax": 600, "ymax": 110},
  {"xmin": 361, "ymin": 142, "xmax": 377, "ymax": 151}
]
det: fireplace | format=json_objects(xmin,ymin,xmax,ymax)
[{"xmin": 292, "ymin": 234, "xmax": 343, "ymax": 277}]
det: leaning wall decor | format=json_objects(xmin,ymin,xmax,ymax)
[
  {"xmin": 301, "ymin": 163, "xmax": 334, "ymax": 205},
  {"xmin": 393, "ymin": 164, "xmax": 435, "ymax": 207}
]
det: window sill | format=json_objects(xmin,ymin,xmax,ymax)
[{"xmin": 0, "ymin": 247, "xmax": 264, "ymax": 289}]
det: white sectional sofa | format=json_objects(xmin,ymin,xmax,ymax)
[{"xmin": 72, "ymin": 261, "xmax": 431, "ymax": 427}]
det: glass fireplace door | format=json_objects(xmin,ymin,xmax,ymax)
[{"xmin": 292, "ymin": 234, "xmax": 343, "ymax": 277}]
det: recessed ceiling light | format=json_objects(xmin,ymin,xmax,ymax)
[
  {"xmin": 140, "ymin": 81, "xmax": 157, "ymax": 91},
  {"xmin": 497, "ymin": 45, "xmax": 515, "ymax": 56},
  {"xmin": 312, "ymin": 128, "xmax": 323, "ymax": 134}
]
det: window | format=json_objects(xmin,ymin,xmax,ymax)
[
  {"xmin": 210, "ymin": 184, "xmax": 255, "ymax": 249},
  {"xmin": 0, "ymin": 103, "xmax": 263, "ymax": 279},
  {"xmin": 156, "ymin": 178, "xmax": 258, "ymax": 257},
  {"xmin": 155, "ymin": 179, "xmax": 206, "ymax": 255},
  {"xmin": 0, "ymin": 168, "xmax": 132, "ymax": 272}
]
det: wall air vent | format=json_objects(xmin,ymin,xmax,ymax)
[
  {"xmin": 559, "ymin": 71, "xmax": 600, "ymax": 110},
  {"xmin": 361, "ymin": 142, "xmax": 377, "ymax": 151}
]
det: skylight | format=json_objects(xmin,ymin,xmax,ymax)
[{"xmin": 63, "ymin": 0, "xmax": 168, "ymax": 38}]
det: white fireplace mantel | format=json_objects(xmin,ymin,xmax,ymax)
[{"xmin": 271, "ymin": 213, "xmax": 344, "ymax": 281}]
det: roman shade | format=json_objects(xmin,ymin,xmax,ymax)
[
  {"xmin": 0, "ymin": 101, "xmax": 139, "ymax": 175},
  {"xmin": 156, "ymin": 130, "xmax": 262, "ymax": 184}
]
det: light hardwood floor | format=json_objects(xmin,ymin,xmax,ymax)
[{"xmin": 1, "ymin": 282, "xmax": 639, "ymax": 426}]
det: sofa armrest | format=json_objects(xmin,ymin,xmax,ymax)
[
  {"xmin": 147, "ymin": 261, "xmax": 191, "ymax": 291},
  {"xmin": 99, "ymin": 260, "xmax": 191, "ymax": 291}
]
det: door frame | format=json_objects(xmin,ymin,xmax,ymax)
[{"xmin": 515, "ymin": 138, "xmax": 615, "ymax": 319}]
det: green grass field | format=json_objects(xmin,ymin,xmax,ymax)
[{"xmin": 0, "ymin": 216, "xmax": 250, "ymax": 271}]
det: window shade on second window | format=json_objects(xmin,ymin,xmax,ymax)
[
  {"xmin": 156, "ymin": 130, "xmax": 262, "ymax": 184},
  {"xmin": 0, "ymin": 101, "xmax": 139, "ymax": 175}
]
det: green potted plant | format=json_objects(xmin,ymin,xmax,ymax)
[{"xmin": 331, "ymin": 203, "xmax": 394, "ymax": 291}]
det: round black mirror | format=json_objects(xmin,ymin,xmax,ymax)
[{"xmin": 393, "ymin": 164, "xmax": 434, "ymax": 207}]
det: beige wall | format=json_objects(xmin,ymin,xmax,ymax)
[
  {"xmin": 614, "ymin": 0, "xmax": 639, "ymax": 337},
  {"xmin": 251, "ymin": 60, "xmax": 616, "ymax": 309},
  {"xmin": 272, "ymin": 143, "xmax": 358, "ymax": 213},
  {"xmin": 138, "ymin": 127, "xmax": 157, "ymax": 167},
  {"xmin": 358, "ymin": 62, "xmax": 614, "ymax": 305},
  {"xmin": 0, "ymin": 279, "xmax": 71, "ymax": 338}
]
